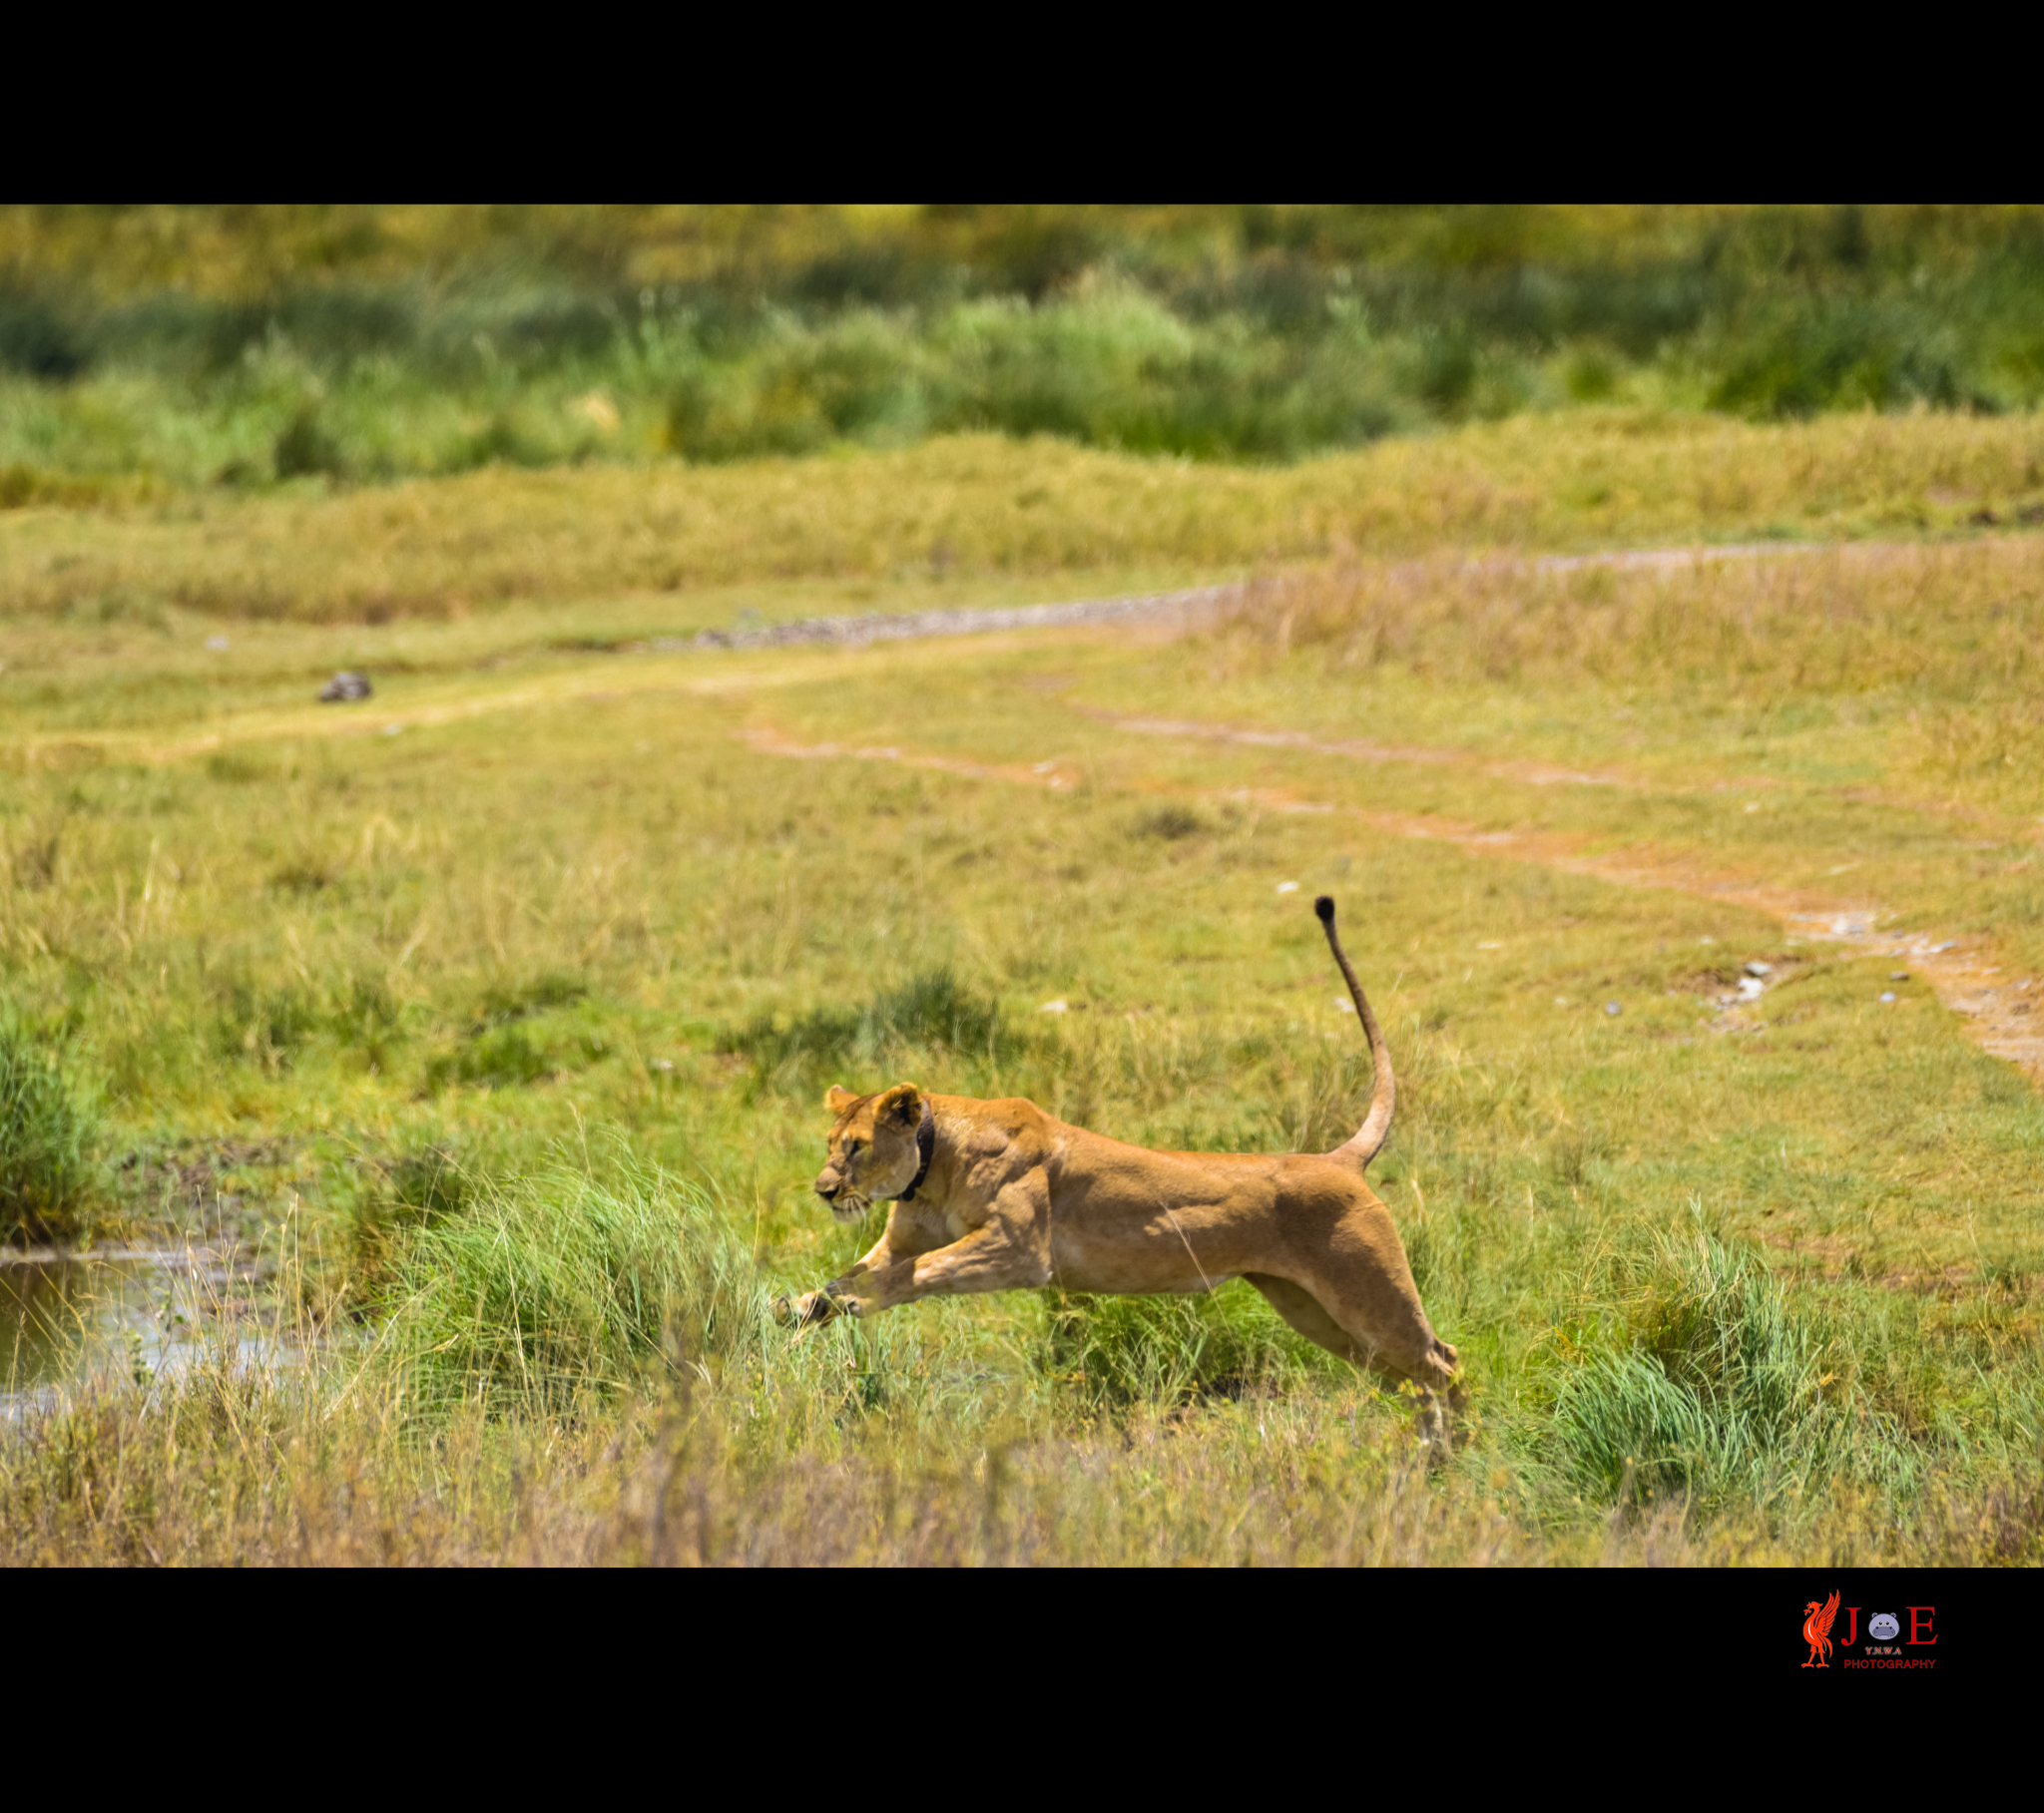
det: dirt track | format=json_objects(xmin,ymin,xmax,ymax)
[
  {"xmin": 665, "ymin": 541, "xmax": 1810, "ymax": 656},
  {"xmin": 19, "ymin": 541, "xmax": 2037, "ymax": 1082},
  {"xmin": 664, "ymin": 585, "xmax": 1244, "ymax": 652},
  {"xmin": 740, "ymin": 719, "xmax": 2044, "ymax": 1085}
]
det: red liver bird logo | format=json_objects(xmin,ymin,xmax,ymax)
[{"xmin": 1801, "ymin": 1590, "xmax": 1840, "ymax": 1667}]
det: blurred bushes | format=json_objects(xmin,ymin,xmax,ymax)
[
  {"xmin": 4, "ymin": 207, "xmax": 2042, "ymax": 489},
  {"xmin": 0, "ymin": 291, "xmax": 86, "ymax": 379}
]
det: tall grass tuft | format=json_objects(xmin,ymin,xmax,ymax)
[
  {"xmin": 1551, "ymin": 1225, "xmax": 1913, "ymax": 1518},
  {"xmin": 374, "ymin": 1157, "xmax": 770, "ymax": 1415},
  {"xmin": 0, "ymin": 1012, "xmax": 102, "ymax": 1244}
]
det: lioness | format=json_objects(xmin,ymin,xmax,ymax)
[{"xmin": 774, "ymin": 896, "xmax": 1463, "ymax": 1447}]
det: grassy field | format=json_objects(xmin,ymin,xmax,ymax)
[
  {"xmin": 3, "ymin": 415, "xmax": 2042, "ymax": 1565},
  {"xmin": 6, "ymin": 410, "xmax": 2043, "ymax": 628}
]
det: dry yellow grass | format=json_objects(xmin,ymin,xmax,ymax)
[{"xmin": 5, "ymin": 412, "xmax": 2041, "ymax": 625}]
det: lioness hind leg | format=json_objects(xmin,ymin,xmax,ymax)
[
  {"xmin": 1243, "ymin": 1272, "xmax": 1363, "ymax": 1360},
  {"xmin": 1243, "ymin": 1270, "xmax": 1458, "ymax": 1456}
]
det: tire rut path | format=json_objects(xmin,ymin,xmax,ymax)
[{"xmin": 740, "ymin": 719, "xmax": 2044, "ymax": 1085}]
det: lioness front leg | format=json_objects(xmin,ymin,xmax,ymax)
[
  {"xmin": 787, "ymin": 1193, "xmax": 1050, "ymax": 1325},
  {"xmin": 837, "ymin": 1218, "xmax": 1052, "ymax": 1316},
  {"xmin": 773, "ymin": 1222, "xmax": 914, "ymax": 1331}
]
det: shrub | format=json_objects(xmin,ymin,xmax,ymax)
[
  {"xmin": 424, "ymin": 1025, "xmax": 552, "ymax": 1091},
  {"xmin": 730, "ymin": 968, "xmax": 1013, "ymax": 1080},
  {"xmin": 1551, "ymin": 1225, "xmax": 1915, "ymax": 1517},
  {"xmin": 0, "ymin": 1014, "xmax": 102, "ymax": 1242},
  {"xmin": 272, "ymin": 410, "xmax": 345, "ymax": 480},
  {"xmin": 379, "ymin": 1160, "xmax": 766, "ymax": 1413},
  {"xmin": 0, "ymin": 291, "xmax": 86, "ymax": 379},
  {"xmin": 346, "ymin": 1144, "xmax": 473, "ymax": 1305},
  {"xmin": 474, "ymin": 971, "xmax": 586, "ymax": 1027},
  {"xmin": 420, "ymin": 974, "xmax": 593, "ymax": 1092},
  {"xmin": 212, "ymin": 981, "xmax": 318, "ymax": 1073},
  {"xmin": 1131, "ymin": 804, "xmax": 1208, "ymax": 841},
  {"xmin": 330, "ymin": 975, "xmax": 404, "ymax": 1068},
  {"xmin": 1708, "ymin": 300, "xmax": 1973, "ymax": 419}
]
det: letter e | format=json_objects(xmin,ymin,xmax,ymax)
[{"xmin": 1907, "ymin": 1606, "xmax": 1935, "ymax": 1644}]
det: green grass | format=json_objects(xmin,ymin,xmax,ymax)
[
  {"xmin": 1546, "ymin": 1222, "xmax": 1914, "ymax": 1516},
  {"xmin": 2, "ymin": 411, "xmax": 2042, "ymax": 1565},
  {"xmin": 728, "ymin": 967, "xmax": 1017, "ymax": 1090},
  {"xmin": 0, "ymin": 1012, "xmax": 102, "ymax": 1242},
  {"xmin": 375, "ymin": 1157, "xmax": 758, "ymax": 1414}
]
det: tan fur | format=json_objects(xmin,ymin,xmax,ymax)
[{"xmin": 774, "ymin": 903, "xmax": 1464, "ymax": 1450}]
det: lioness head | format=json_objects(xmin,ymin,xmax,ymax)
[{"xmin": 813, "ymin": 1082, "xmax": 925, "ymax": 1224}]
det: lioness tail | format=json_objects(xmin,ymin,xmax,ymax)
[{"xmin": 1314, "ymin": 895, "xmax": 1394, "ymax": 1170}]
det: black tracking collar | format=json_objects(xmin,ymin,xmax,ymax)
[{"xmin": 884, "ymin": 1101, "xmax": 937, "ymax": 1202}]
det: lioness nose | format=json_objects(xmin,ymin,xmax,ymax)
[{"xmin": 816, "ymin": 1180, "xmax": 839, "ymax": 1200}]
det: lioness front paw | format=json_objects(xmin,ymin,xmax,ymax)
[{"xmin": 777, "ymin": 1290, "xmax": 840, "ymax": 1330}]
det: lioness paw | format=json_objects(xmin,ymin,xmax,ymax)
[{"xmin": 779, "ymin": 1289, "xmax": 840, "ymax": 1332}]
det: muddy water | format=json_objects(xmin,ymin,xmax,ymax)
[{"xmin": 0, "ymin": 1243, "xmax": 281, "ymax": 1421}]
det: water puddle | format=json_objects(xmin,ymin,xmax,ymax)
[{"xmin": 1, "ymin": 1240, "xmax": 286, "ymax": 1422}]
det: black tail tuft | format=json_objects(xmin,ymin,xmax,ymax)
[{"xmin": 1313, "ymin": 894, "xmax": 1336, "ymax": 924}]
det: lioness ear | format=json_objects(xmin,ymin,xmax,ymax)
[
  {"xmin": 825, "ymin": 1086, "xmax": 857, "ymax": 1115},
  {"xmin": 876, "ymin": 1083, "xmax": 922, "ymax": 1126}
]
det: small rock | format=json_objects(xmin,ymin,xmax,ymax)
[
  {"xmin": 1744, "ymin": 961, "xmax": 1772, "ymax": 978},
  {"xmin": 1879, "ymin": 991, "xmax": 1897, "ymax": 1004},
  {"xmin": 1737, "ymin": 978, "xmax": 1766, "ymax": 1000},
  {"xmin": 1277, "ymin": 881, "xmax": 1299, "ymax": 893},
  {"xmin": 1604, "ymin": 1001, "xmax": 1622, "ymax": 1017},
  {"xmin": 206, "ymin": 635, "xmax": 230, "ymax": 652},
  {"xmin": 1039, "ymin": 999, "xmax": 1069, "ymax": 1015},
  {"xmin": 1334, "ymin": 998, "xmax": 1356, "ymax": 1014},
  {"xmin": 318, "ymin": 671, "xmax": 373, "ymax": 702},
  {"xmin": 1890, "ymin": 971, "xmax": 1908, "ymax": 981}
]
